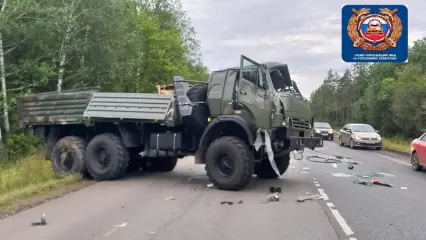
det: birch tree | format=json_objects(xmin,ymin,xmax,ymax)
[{"xmin": 0, "ymin": 0, "xmax": 10, "ymax": 137}]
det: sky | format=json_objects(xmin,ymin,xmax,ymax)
[{"xmin": 181, "ymin": 0, "xmax": 426, "ymax": 97}]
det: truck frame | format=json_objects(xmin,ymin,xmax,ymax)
[{"xmin": 17, "ymin": 55, "xmax": 322, "ymax": 191}]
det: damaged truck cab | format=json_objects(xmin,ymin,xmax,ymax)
[{"xmin": 17, "ymin": 54, "xmax": 322, "ymax": 192}]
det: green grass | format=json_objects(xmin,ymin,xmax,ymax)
[
  {"xmin": 0, "ymin": 153, "xmax": 81, "ymax": 210},
  {"xmin": 382, "ymin": 136, "xmax": 411, "ymax": 153}
]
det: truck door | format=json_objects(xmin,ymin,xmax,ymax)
[{"xmin": 237, "ymin": 55, "xmax": 272, "ymax": 129}]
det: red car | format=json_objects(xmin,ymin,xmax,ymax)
[{"xmin": 411, "ymin": 132, "xmax": 426, "ymax": 171}]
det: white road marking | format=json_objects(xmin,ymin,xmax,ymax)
[
  {"xmin": 315, "ymin": 184, "xmax": 320, "ymax": 187},
  {"xmin": 317, "ymin": 188, "xmax": 329, "ymax": 200},
  {"xmin": 373, "ymin": 153, "xmax": 411, "ymax": 167},
  {"xmin": 326, "ymin": 202, "xmax": 355, "ymax": 236},
  {"xmin": 316, "ymin": 183, "xmax": 356, "ymax": 238}
]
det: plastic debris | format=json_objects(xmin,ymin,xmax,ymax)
[
  {"xmin": 220, "ymin": 201, "xmax": 234, "ymax": 205},
  {"xmin": 302, "ymin": 167, "xmax": 310, "ymax": 170},
  {"xmin": 353, "ymin": 178, "xmax": 372, "ymax": 186},
  {"xmin": 165, "ymin": 197, "xmax": 175, "ymax": 201},
  {"xmin": 297, "ymin": 194, "xmax": 323, "ymax": 202},
  {"xmin": 330, "ymin": 173, "xmax": 353, "ymax": 178},
  {"xmin": 332, "ymin": 163, "xmax": 338, "ymax": 168},
  {"xmin": 206, "ymin": 183, "xmax": 214, "ymax": 188},
  {"xmin": 254, "ymin": 128, "xmax": 282, "ymax": 178},
  {"xmin": 31, "ymin": 213, "xmax": 47, "ymax": 226},
  {"xmin": 401, "ymin": 187, "xmax": 408, "ymax": 190},
  {"xmin": 348, "ymin": 164, "xmax": 354, "ymax": 170},
  {"xmin": 237, "ymin": 200, "xmax": 243, "ymax": 204}
]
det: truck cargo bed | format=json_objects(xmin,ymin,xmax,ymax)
[
  {"xmin": 83, "ymin": 92, "xmax": 173, "ymax": 121},
  {"xmin": 17, "ymin": 88, "xmax": 99, "ymax": 127}
]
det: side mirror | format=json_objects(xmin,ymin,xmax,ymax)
[{"xmin": 376, "ymin": 130, "xmax": 379, "ymax": 133}]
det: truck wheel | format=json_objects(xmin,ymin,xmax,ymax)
[
  {"xmin": 85, "ymin": 133, "xmax": 129, "ymax": 181},
  {"xmin": 205, "ymin": 136, "xmax": 254, "ymax": 191},
  {"xmin": 50, "ymin": 136, "xmax": 87, "ymax": 177},
  {"xmin": 143, "ymin": 157, "xmax": 178, "ymax": 172},
  {"xmin": 186, "ymin": 83, "xmax": 209, "ymax": 132},
  {"xmin": 255, "ymin": 154, "xmax": 290, "ymax": 179}
]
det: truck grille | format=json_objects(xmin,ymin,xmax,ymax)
[{"xmin": 290, "ymin": 119, "xmax": 311, "ymax": 130}]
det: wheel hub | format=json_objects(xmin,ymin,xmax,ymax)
[
  {"xmin": 60, "ymin": 150, "xmax": 73, "ymax": 171},
  {"xmin": 218, "ymin": 155, "xmax": 234, "ymax": 176},
  {"xmin": 98, "ymin": 149, "xmax": 111, "ymax": 168}
]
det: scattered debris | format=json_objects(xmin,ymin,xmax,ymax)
[
  {"xmin": 297, "ymin": 194, "xmax": 323, "ymax": 202},
  {"xmin": 206, "ymin": 183, "xmax": 214, "ymax": 188},
  {"xmin": 332, "ymin": 163, "xmax": 338, "ymax": 168},
  {"xmin": 290, "ymin": 166, "xmax": 296, "ymax": 169},
  {"xmin": 302, "ymin": 167, "xmax": 310, "ymax": 170},
  {"xmin": 348, "ymin": 164, "xmax": 354, "ymax": 170},
  {"xmin": 220, "ymin": 201, "xmax": 234, "ymax": 205},
  {"xmin": 353, "ymin": 178, "xmax": 372, "ymax": 186},
  {"xmin": 31, "ymin": 213, "xmax": 47, "ymax": 226},
  {"xmin": 377, "ymin": 172, "xmax": 396, "ymax": 177},
  {"xmin": 371, "ymin": 179, "xmax": 393, "ymax": 187},
  {"xmin": 104, "ymin": 222, "xmax": 128, "ymax": 237},
  {"xmin": 356, "ymin": 172, "xmax": 395, "ymax": 179},
  {"xmin": 237, "ymin": 200, "xmax": 243, "ymax": 204},
  {"xmin": 330, "ymin": 173, "xmax": 353, "ymax": 178},
  {"xmin": 269, "ymin": 186, "xmax": 281, "ymax": 193},
  {"xmin": 187, "ymin": 175, "xmax": 206, "ymax": 181},
  {"xmin": 266, "ymin": 193, "xmax": 280, "ymax": 202},
  {"xmin": 300, "ymin": 171, "xmax": 310, "ymax": 174},
  {"xmin": 165, "ymin": 197, "xmax": 175, "ymax": 201},
  {"xmin": 401, "ymin": 187, "xmax": 408, "ymax": 190}
]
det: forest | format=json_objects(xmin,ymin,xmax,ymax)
[
  {"xmin": 0, "ymin": 0, "xmax": 210, "ymax": 162},
  {"xmin": 309, "ymin": 37, "xmax": 426, "ymax": 142}
]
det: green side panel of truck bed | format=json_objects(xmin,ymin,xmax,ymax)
[
  {"xmin": 83, "ymin": 92, "xmax": 173, "ymax": 121},
  {"xmin": 17, "ymin": 87, "xmax": 100, "ymax": 127}
]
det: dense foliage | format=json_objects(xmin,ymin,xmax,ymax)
[
  {"xmin": 0, "ymin": 0, "xmax": 209, "ymax": 161},
  {"xmin": 310, "ymin": 38, "xmax": 426, "ymax": 139}
]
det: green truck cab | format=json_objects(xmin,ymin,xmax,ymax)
[{"xmin": 17, "ymin": 55, "xmax": 322, "ymax": 191}]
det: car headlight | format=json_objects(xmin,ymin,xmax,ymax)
[
  {"xmin": 315, "ymin": 130, "xmax": 320, "ymax": 133},
  {"xmin": 354, "ymin": 135, "xmax": 361, "ymax": 140},
  {"xmin": 377, "ymin": 136, "xmax": 382, "ymax": 141},
  {"xmin": 328, "ymin": 130, "xmax": 333, "ymax": 134}
]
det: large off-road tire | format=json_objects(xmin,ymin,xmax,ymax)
[
  {"xmin": 205, "ymin": 136, "xmax": 254, "ymax": 191},
  {"xmin": 186, "ymin": 83, "xmax": 209, "ymax": 132},
  {"xmin": 255, "ymin": 153, "xmax": 291, "ymax": 179},
  {"xmin": 50, "ymin": 136, "xmax": 87, "ymax": 177},
  {"xmin": 85, "ymin": 133, "xmax": 129, "ymax": 181},
  {"xmin": 143, "ymin": 157, "xmax": 178, "ymax": 172}
]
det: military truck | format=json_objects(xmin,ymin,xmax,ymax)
[{"xmin": 17, "ymin": 55, "xmax": 322, "ymax": 191}]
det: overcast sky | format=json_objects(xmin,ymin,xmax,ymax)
[{"xmin": 181, "ymin": 0, "xmax": 426, "ymax": 97}]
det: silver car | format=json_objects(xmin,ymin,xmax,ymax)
[{"xmin": 338, "ymin": 123, "xmax": 382, "ymax": 150}]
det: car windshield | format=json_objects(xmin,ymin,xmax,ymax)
[
  {"xmin": 314, "ymin": 122, "xmax": 331, "ymax": 129},
  {"xmin": 351, "ymin": 124, "xmax": 376, "ymax": 132}
]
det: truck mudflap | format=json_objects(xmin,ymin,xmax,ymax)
[{"xmin": 289, "ymin": 136, "xmax": 323, "ymax": 150}]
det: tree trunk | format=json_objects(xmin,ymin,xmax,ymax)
[
  {"xmin": 0, "ymin": 33, "xmax": 10, "ymax": 134},
  {"xmin": 57, "ymin": 14, "xmax": 73, "ymax": 91}
]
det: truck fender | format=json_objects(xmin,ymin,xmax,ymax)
[{"xmin": 194, "ymin": 115, "xmax": 255, "ymax": 164}]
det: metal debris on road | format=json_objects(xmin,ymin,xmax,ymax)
[
  {"xmin": 297, "ymin": 194, "xmax": 323, "ymax": 202},
  {"xmin": 206, "ymin": 183, "xmax": 214, "ymax": 188},
  {"xmin": 302, "ymin": 167, "xmax": 310, "ymax": 170},
  {"xmin": 332, "ymin": 163, "xmax": 338, "ymax": 168},
  {"xmin": 220, "ymin": 201, "xmax": 234, "ymax": 205},
  {"xmin": 266, "ymin": 193, "xmax": 280, "ymax": 202},
  {"xmin": 165, "ymin": 197, "xmax": 175, "ymax": 201},
  {"xmin": 300, "ymin": 171, "xmax": 310, "ymax": 174},
  {"xmin": 31, "ymin": 213, "xmax": 47, "ymax": 226},
  {"xmin": 104, "ymin": 222, "xmax": 128, "ymax": 237},
  {"xmin": 353, "ymin": 178, "xmax": 372, "ymax": 186},
  {"xmin": 348, "ymin": 164, "xmax": 354, "ymax": 170},
  {"xmin": 237, "ymin": 200, "xmax": 243, "ymax": 204},
  {"xmin": 330, "ymin": 173, "xmax": 353, "ymax": 178},
  {"xmin": 401, "ymin": 187, "xmax": 408, "ymax": 190},
  {"xmin": 371, "ymin": 179, "xmax": 393, "ymax": 187},
  {"xmin": 356, "ymin": 172, "xmax": 395, "ymax": 179}
]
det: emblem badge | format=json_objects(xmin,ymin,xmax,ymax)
[
  {"xmin": 347, "ymin": 8, "xmax": 402, "ymax": 51},
  {"xmin": 341, "ymin": 5, "xmax": 408, "ymax": 63}
]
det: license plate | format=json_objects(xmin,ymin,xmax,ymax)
[
  {"xmin": 321, "ymin": 133, "xmax": 328, "ymax": 136},
  {"xmin": 367, "ymin": 141, "xmax": 375, "ymax": 144}
]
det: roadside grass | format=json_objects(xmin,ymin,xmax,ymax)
[
  {"xmin": 0, "ymin": 152, "xmax": 82, "ymax": 212},
  {"xmin": 382, "ymin": 136, "xmax": 411, "ymax": 153}
]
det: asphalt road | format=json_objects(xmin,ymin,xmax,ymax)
[{"xmin": 0, "ymin": 140, "xmax": 425, "ymax": 240}]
